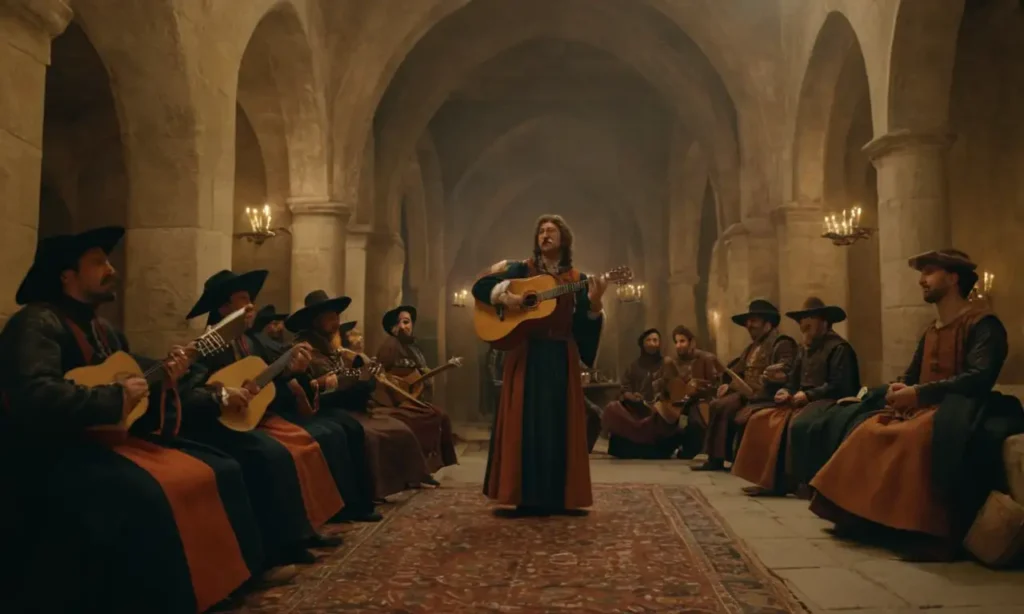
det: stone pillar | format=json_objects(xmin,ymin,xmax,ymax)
[
  {"xmin": 363, "ymin": 230, "xmax": 404, "ymax": 354},
  {"xmin": 666, "ymin": 271, "xmax": 699, "ymax": 333},
  {"xmin": 863, "ymin": 130, "xmax": 954, "ymax": 379},
  {"xmin": 288, "ymin": 197, "xmax": 350, "ymax": 311},
  {"xmin": 719, "ymin": 220, "xmax": 778, "ymax": 358},
  {"xmin": 772, "ymin": 203, "xmax": 848, "ymax": 339},
  {"xmin": 0, "ymin": 0, "xmax": 71, "ymax": 324},
  {"xmin": 344, "ymin": 224, "xmax": 369, "ymax": 326}
]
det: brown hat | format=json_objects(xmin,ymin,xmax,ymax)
[
  {"xmin": 785, "ymin": 297, "xmax": 847, "ymax": 324},
  {"xmin": 908, "ymin": 249, "xmax": 979, "ymax": 290}
]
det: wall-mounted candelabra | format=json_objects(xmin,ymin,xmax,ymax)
[
  {"xmin": 969, "ymin": 271, "xmax": 994, "ymax": 304},
  {"xmin": 616, "ymin": 282, "xmax": 645, "ymax": 303},
  {"xmin": 822, "ymin": 206, "xmax": 875, "ymax": 246},
  {"xmin": 234, "ymin": 204, "xmax": 289, "ymax": 246},
  {"xmin": 451, "ymin": 288, "xmax": 470, "ymax": 308}
]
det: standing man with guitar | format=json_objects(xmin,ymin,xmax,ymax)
[
  {"xmin": 472, "ymin": 214, "xmax": 607, "ymax": 516},
  {"xmin": 375, "ymin": 305, "xmax": 460, "ymax": 476}
]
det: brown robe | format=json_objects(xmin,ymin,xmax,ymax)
[
  {"xmin": 374, "ymin": 335, "xmax": 458, "ymax": 472},
  {"xmin": 703, "ymin": 328, "xmax": 798, "ymax": 462},
  {"xmin": 297, "ymin": 331, "xmax": 430, "ymax": 499},
  {"xmin": 810, "ymin": 307, "xmax": 995, "ymax": 539},
  {"xmin": 732, "ymin": 331, "xmax": 859, "ymax": 492},
  {"xmin": 600, "ymin": 352, "xmax": 664, "ymax": 446}
]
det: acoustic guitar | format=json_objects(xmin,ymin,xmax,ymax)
[
  {"xmin": 210, "ymin": 345, "xmax": 374, "ymax": 431},
  {"xmin": 65, "ymin": 306, "xmax": 251, "ymax": 430},
  {"xmin": 473, "ymin": 266, "xmax": 633, "ymax": 344},
  {"xmin": 370, "ymin": 356, "xmax": 464, "ymax": 409}
]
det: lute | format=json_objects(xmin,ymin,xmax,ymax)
[
  {"xmin": 66, "ymin": 306, "xmax": 251, "ymax": 430},
  {"xmin": 208, "ymin": 342, "xmax": 305, "ymax": 432},
  {"xmin": 473, "ymin": 266, "xmax": 633, "ymax": 344}
]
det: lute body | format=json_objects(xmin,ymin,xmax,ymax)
[
  {"xmin": 64, "ymin": 307, "xmax": 251, "ymax": 430},
  {"xmin": 473, "ymin": 266, "xmax": 632, "ymax": 345}
]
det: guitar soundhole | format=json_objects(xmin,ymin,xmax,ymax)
[{"xmin": 522, "ymin": 292, "xmax": 539, "ymax": 308}]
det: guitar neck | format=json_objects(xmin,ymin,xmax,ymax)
[
  {"xmin": 255, "ymin": 347, "xmax": 296, "ymax": 388},
  {"xmin": 537, "ymin": 278, "xmax": 591, "ymax": 301},
  {"xmin": 412, "ymin": 362, "xmax": 458, "ymax": 386}
]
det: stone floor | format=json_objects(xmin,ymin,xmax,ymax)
[{"xmin": 438, "ymin": 429, "xmax": 1024, "ymax": 614}]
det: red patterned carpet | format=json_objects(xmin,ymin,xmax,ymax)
[{"xmin": 221, "ymin": 484, "xmax": 805, "ymax": 613}]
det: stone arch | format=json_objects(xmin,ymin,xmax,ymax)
[
  {"xmin": 792, "ymin": 9, "xmax": 881, "ymax": 383},
  {"xmin": 886, "ymin": 0, "xmax": 966, "ymax": 133},
  {"xmin": 399, "ymin": 158, "xmax": 430, "ymax": 291},
  {"xmin": 446, "ymin": 114, "xmax": 659, "ymax": 279},
  {"xmin": 41, "ymin": 18, "xmax": 129, "ymax": 326},
  {"xmin": 237, "ymin": 1, "xmax": 328, "ymax": 200},
  {"xmin": 373, "ymin": 0, "xmax": 740, "ymax": 235},
  {"xmin": 327, "ymin": 0, "xmax": 760, "ymax": 225}
]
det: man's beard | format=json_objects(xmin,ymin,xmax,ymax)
[
  {"xmin": 676, "ymin": 347, "xmax": 694, "ymax": 359},
  {"xmin": 267, "ymin": 328, "xmax": 284, "ymax": 341},
  {"xmin": 923, "ymin": 285, "xmax": 947, "ymax": 304},
  {"xmin": 643, "ymin": 345, "xmax": 660, "ymax": 355},
  {"xmin": 86, "ymin": 289, "xmax": 116, "ymax": 304},
  {"xmin": 397, "ymin": 329, "xmax": 415, "ymax": 342}
]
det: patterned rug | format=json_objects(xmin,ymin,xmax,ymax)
[{"xmin": 221, "ymin": 484, "xmax": 805, "ymax": 613}]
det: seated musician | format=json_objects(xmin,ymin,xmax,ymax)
[
  {"xmin": 375, "ymin": 304, "xmax": 459, "ymax": 475},
  {"xmin": 693, "ymin": 299, "xmax": 798, "ymax": 471},
  {"xmin": 287, "ymin": 290, "xmax": 431, "ymax": 498},
  {"xmin": 810, "ymin": 250, "xmax": 1024, "ymax": 561},
  {"xmin": 249, "ymin": 303, "xmax": 288, "ymax": 348},
  {"xmin": 731, "ymin": 297, "xmax": 860, "ymax": 497},
  {"xmin": 0, "ymin": 227, "xmax": 265, "ymax": 613},
  {"xmin": 182, "ymin": 270, "xmax": 352, "ymax": 566},
  {"xmin": 657, "ymin": 325, "xmax": 722, "ymax": 459},
  {"xmin": 601, "ymin": 328, "xmax": 677, "ymax": 459}
]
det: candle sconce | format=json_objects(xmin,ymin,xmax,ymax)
[
  {"xmin": 451, "ymin": 288, "xmax": 470, "ymax": 308},
  {"xmin": 234, "ymin": 203, "xmax": 290, "ymax": 246},
  {"xmin": 822, "ymin": 206, "xmax": 875, "ymax": 246},
  {"xmin": 969, "ymin": 271, "xmax": 994, "ymax": 305},
  {"xmin": 616, "ymin": 282, "xmax": 645, "ymax": 303}
]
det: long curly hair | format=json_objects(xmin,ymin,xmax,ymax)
[{"xmin": 532, "ymin": 214, "xmax": 574, "ymax": 270}]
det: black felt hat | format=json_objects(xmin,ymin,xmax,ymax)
[
  {"xmin": 340, "ymin": 321, "xmax": 358, "ymax": 335},
  {"xmin": 16, "ymin": 226, "xmax": 125, "ymax": 305},
  {"xmin": 250, "ymin": 304, "xmax": 288, "ymax": 332},
  {"xmin": 637, "ymin": 327, "xmax": 661, "ymax": 347},
  {"xmin": 731, "ymin": 299, "xmax": 781, "ymax": 327},
  {"xmin": 382, "ymin": 305, "xmax": 417, "ymax": 335},
  {"xmin": 284, "ymin": 290, "xmax": 352, "ymax": 333},
  {"xmin": 186, "ymin": 269, "xmax": 268, "ymax": 319},
  {"xmin": 785, "ymin": 296, "xmax": 847, "ymax": 324}
]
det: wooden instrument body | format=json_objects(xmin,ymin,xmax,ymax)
[
  {"xmin": 473, "ymin": 274, "xmax": 561, "ymax": 344},
  {"xmin": 207, "ymin": 355, "xmax": 275, "ymax": 432},
  {"xmin": 66, "ymin": 351, "xmax": 147, "ymax": 429}
]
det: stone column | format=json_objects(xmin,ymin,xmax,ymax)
[
  {"xmin": 666, "ymin": 271, "xmax": 699, "ymax": 333},
  {"xmin": 344, "ymin": 224, "xmax": 369, "ymax": 326},
  {"xmin": 772, "ymin": 203, "xmax": 848, "ymax": 339},
  {"xmin": 0, "ymin": 0, "xmax": 71, "ymax": 324},
  {"xmin": 719, "ymin": 220, "xmax": 778, "ymax": 358},
  {"xmin": 363, "ymin": 230, "xmax": 404, "ymax": 354},
  {"xmin": 863, "ymin": 130, "xmax": 954, "ymax": 379},
  {"xmin": 288, "ymin": 197, "xmax": 350, "ymax": 311}
]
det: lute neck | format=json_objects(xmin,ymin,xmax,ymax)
[
  {"xmin": 255, "ymin": 346, "xmax": 296, "ymax": 388},
  {"xmin": 537, "ymin": 277, "xmax": 594, "ymax": 301}
]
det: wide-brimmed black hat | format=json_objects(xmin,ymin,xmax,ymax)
[
  {"xmin": 731, "ymin": 299, "xmax": 781, "ymax": 327},
  {"xmin": 284, "ymin": 290, "xmax": 352, "ymax": 333},
  {"xmin": 637, "ymin": 328, "xmax": 660, "ymax": 347},
  {"xmin": 186, "ymin": 269, "xmax": 268, "ymax": 319},
  {"xmin": 340, "ymin": 321, "xmax": 358, "ymax": 335},
  {"xmin": 785, "ymin": 296, "xmax": 847, "ymax": 324},
  {"xmin": 250, "ymin": 304, "xmax": 288, "ymax": 332},
  {"xmin": 908, "ymin": 249, "xmax": 979, "ymax": 289},
  {"xmin": 16, "ymin": 226, "xmax": 125, "ymax": 305},
  {"xmin": 382, "ymin": 305, "xmax": 417, "ymax": 335}
]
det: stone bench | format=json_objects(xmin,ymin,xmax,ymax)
[{"xmin": 996, "ymin": 386, "xmax": 1024, "ymax": 505}]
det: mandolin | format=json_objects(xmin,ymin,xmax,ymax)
[
  {"xmin": 473, "ymin": 266, "xmax": 633, "ymax": 344},
  {"xmin": 66, "ymin": 306, "xmax": 251, "ymax": 430}
]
